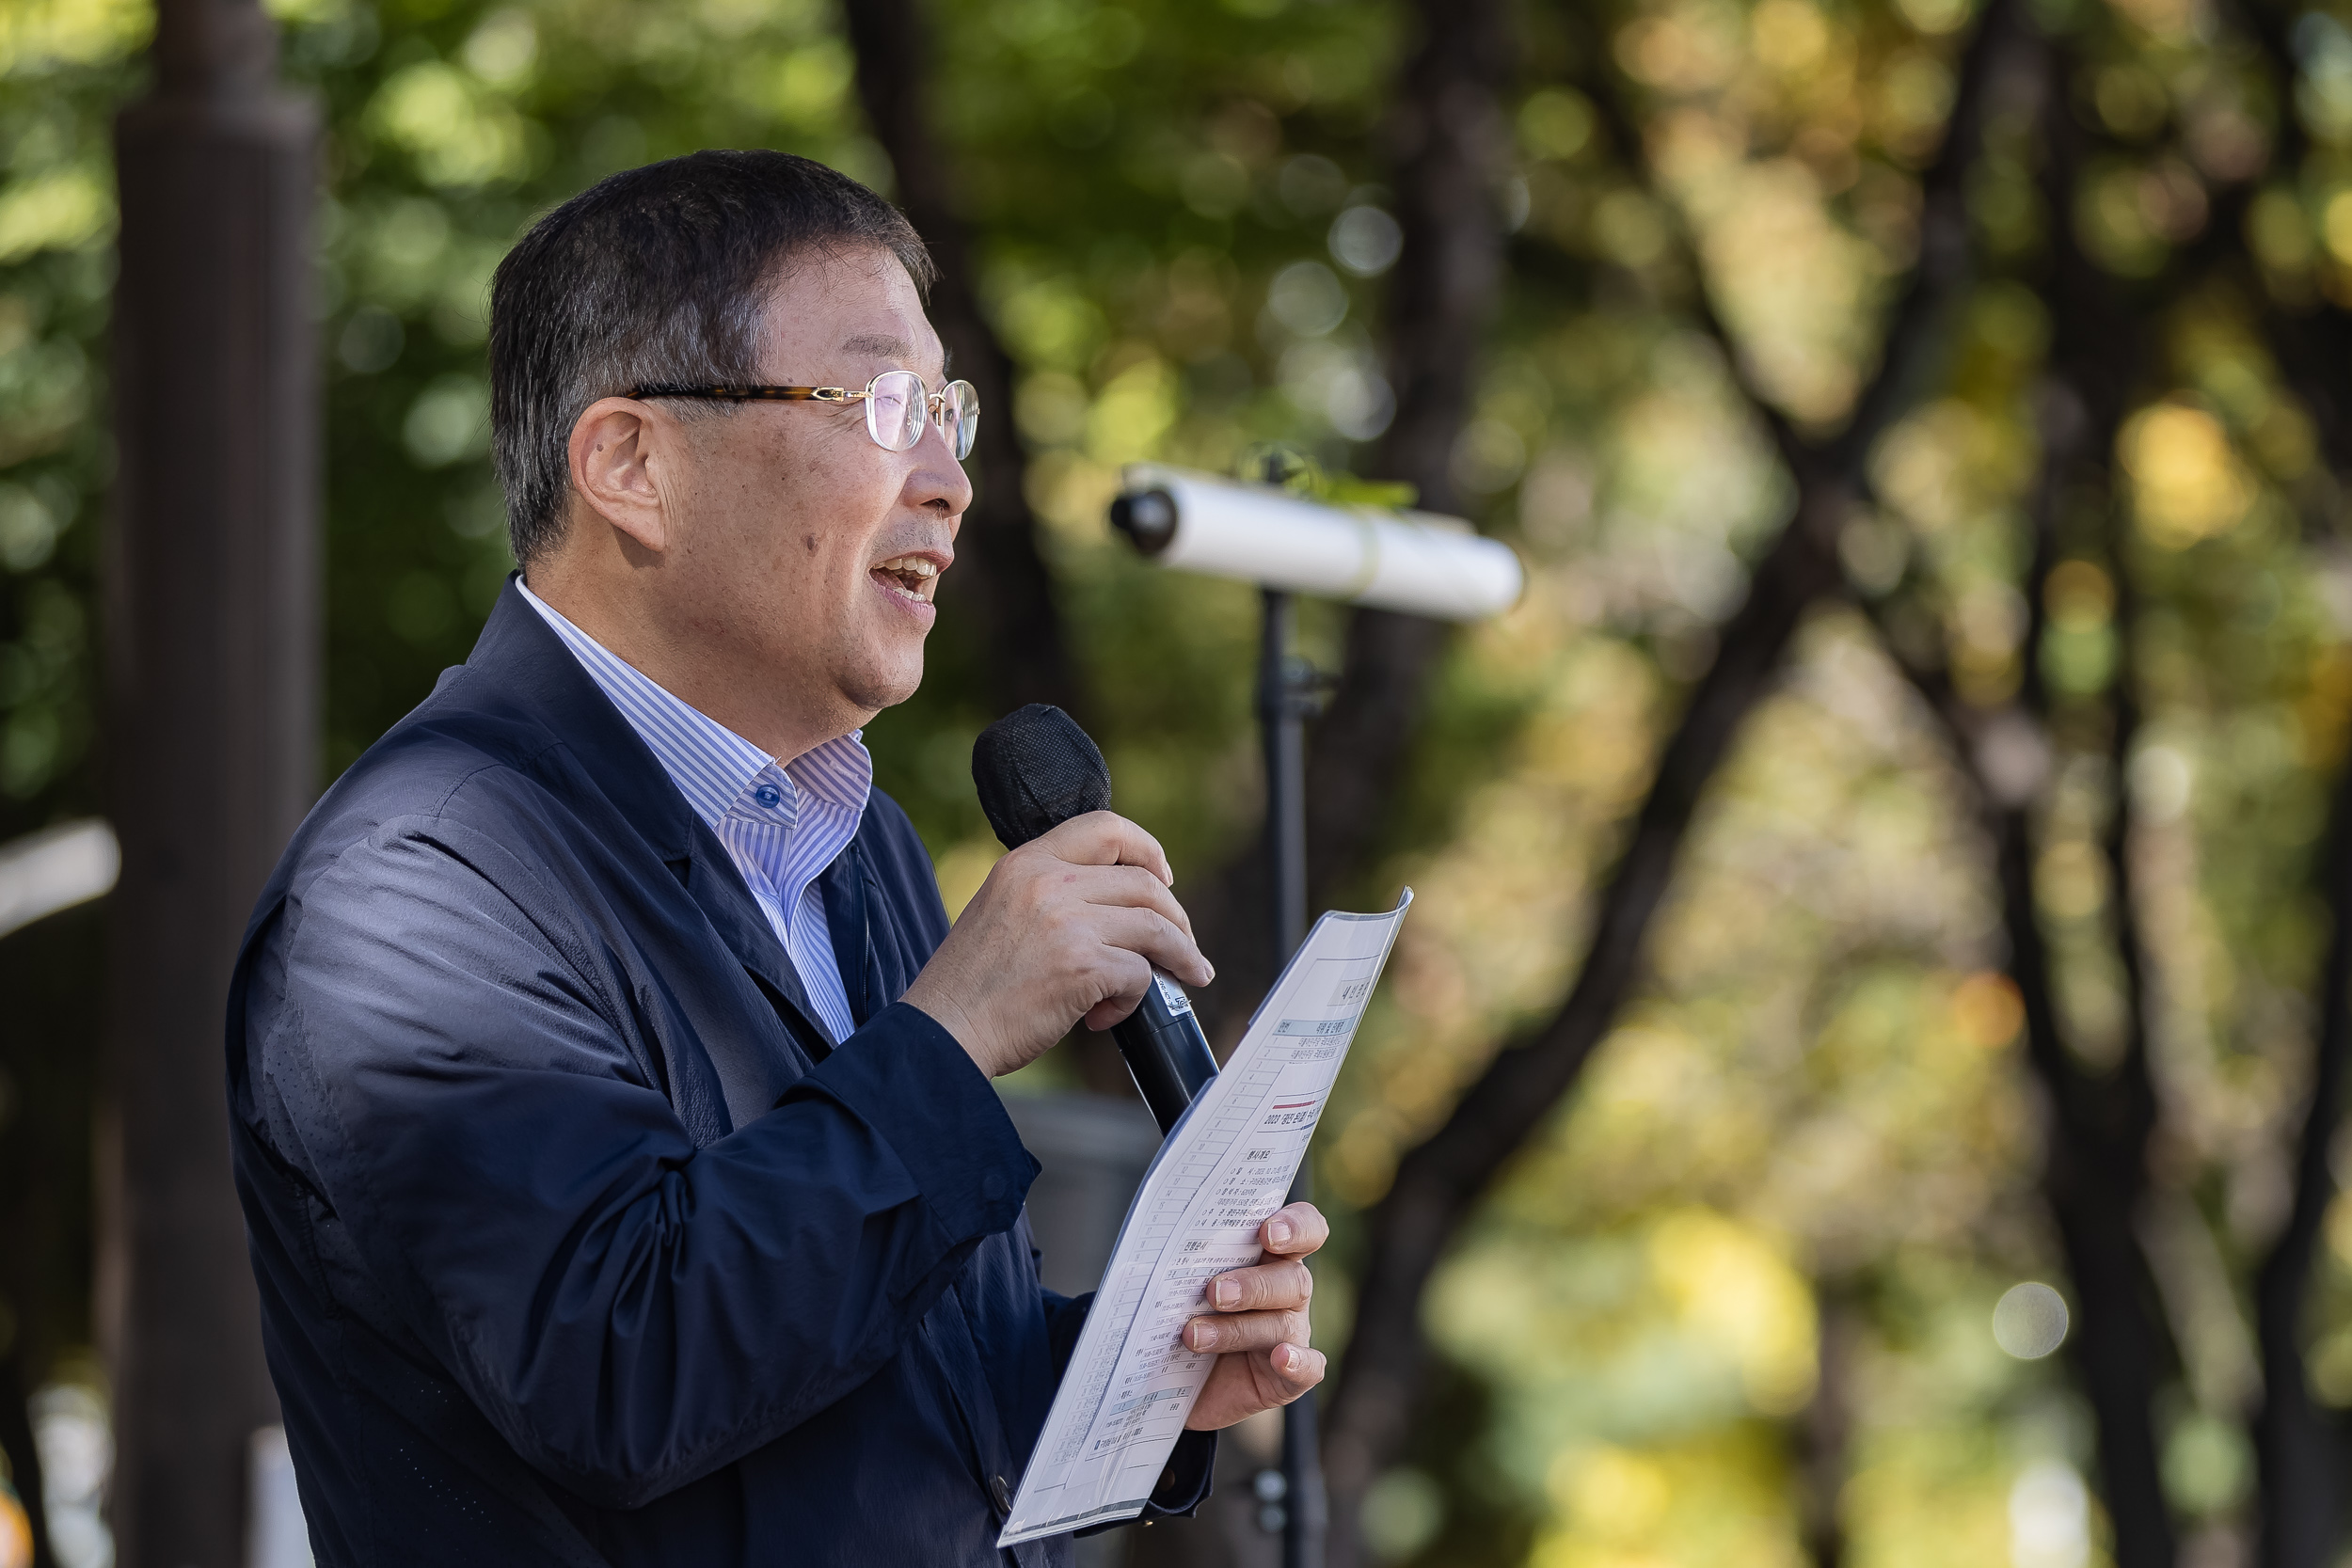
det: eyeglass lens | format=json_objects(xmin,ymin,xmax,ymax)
[
  {"xmin": 865, "ymin": 371, "xmax": 927, "ymax": 454},
  {"xmin": 862, "ymin": 371, "xmax": 980, "ymax": 461},
  {"xmin": 943, "ymin": 380, "xmax": 978, "ymax": 462}
]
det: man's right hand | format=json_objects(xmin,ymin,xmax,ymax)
[{"xmin": 903, "ymin": 811, "xmax": 1213, "ymax": 1078}]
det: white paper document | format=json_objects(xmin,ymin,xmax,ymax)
[{"xmin": 997, "ymin": 891, "xmax": 1413, "ymax": 1546}]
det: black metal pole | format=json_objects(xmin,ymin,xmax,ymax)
[
  {"xmin": 1257, "ymin": 588, "xmax": 1324, "ymax": 1568},
  {"xmin": 1262, "ymin": 590, "xmax": 1308, "ymax": 960},
  {"xmin": 109, "ymin": 1, "xmax": 317, "ymax": 1562}
]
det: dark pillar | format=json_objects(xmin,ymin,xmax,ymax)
[
  {"xmin": 105, "ymin": 0, "xmax": 317, "ymax": 1562},
  {"xmin": 1258, "ymin": 590, "xmax": 1324, "ymax": 1568}
]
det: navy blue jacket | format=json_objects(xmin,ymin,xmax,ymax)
[{"xmin": 226, "ymin": 581, "xmax": 1210, "ymax": 1565}]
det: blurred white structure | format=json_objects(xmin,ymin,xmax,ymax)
[
  {"xmin": 246, "ymin": 1427, "xmax": 310, "ymax": 1568},
  {"xmin": 0, "ymin": 820, "xmax": 119, "ymax": 942},
  {"xmin": 32, "ymin": 1384, "xmax": 110, "ymax": 1568},
  {"xmin": 1111, "ymin": 465, "xmax": 1523, "ymax": 622},
  {"xmin": 2010, "ymin": 1461, "xmax": 2090, "ymax": 1568}
]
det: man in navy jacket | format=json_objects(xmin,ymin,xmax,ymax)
[{"xmin": 227, "ymin": 150, "xmax": 1329, "ymax": 1566}]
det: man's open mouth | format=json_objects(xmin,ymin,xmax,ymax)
[{"xmin": 873, "ymin": 554, "xmax": 941, "ymax": 603}]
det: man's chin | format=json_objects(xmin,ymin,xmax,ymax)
[{"xmin": 840, "ymin": 656, "xmax": 925, "ymax": 719}]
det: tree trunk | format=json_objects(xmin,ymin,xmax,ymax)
[
  {"xmin": 1850, "ymin": 64, "xmax": 2185, "ymax": 1557},
  {"xmin": 2196, "ymin": 17, "xmax": 2352, "ymax": 1560},
  {"xmin": 1979, "ymin": 53, "xmax": 2180, "ymax": 1564},
  {"xmin": 1859, "ymin": 405, "xmax": 2180, "ymax": 1568},
  {"xmin": 2249, "ymin": 763, "xmax": 2352, "ymax": 1566},
  {"xmin": 107, "ymin": 1, "xmax": 316, "ymax": 1560},
  {"xmin": 1795, "ymin": 1284, "xmax": 1862, "ymax": 1568}
]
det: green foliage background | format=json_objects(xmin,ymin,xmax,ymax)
[{"xmin": 10, "ymin": 0, "xmax": 2352, "ymax": 1561}]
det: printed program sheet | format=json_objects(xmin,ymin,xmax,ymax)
[{"xmin": 997, "ymin": 892, "xmax": 1413, "ymax": 1546}]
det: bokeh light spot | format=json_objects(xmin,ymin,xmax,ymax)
[
  {"xmin": 1328, "ymin": 206, "xmax": 1402, "ymax": 277},
  {"xmin": 2121, "ymin": 401, "xmax": 2254, "ymax": 548},
  {"xmin": 1950, "ymin": 972, "xmax": 2024, "ymax": 1050},
  {"xmin": 2010, "ymin": 1462, "xmax": 2090, "ymax": 1568},
  {"xmin": 1993, "ymin": 1282, "xmax": 2070, "ymax": 1359}
]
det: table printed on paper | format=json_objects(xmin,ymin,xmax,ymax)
[{"xmin": 997, "ymin": 892, "xmax": 1413, "ymax": 1546}]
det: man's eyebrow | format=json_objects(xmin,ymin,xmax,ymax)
[{"xmin": 839, "ymin": 332, "xmax": 947, "ymax": 376}]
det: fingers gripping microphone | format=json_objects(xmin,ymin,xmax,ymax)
[{"xmin": 972, "ymin": 705, "xmax": 1218, "ymax": 1134}]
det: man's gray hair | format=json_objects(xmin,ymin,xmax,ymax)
[{"xmin": 489, "ymin": 150, "xmax": 935, "ymax": 566}]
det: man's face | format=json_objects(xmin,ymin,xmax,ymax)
[{"xmin": 656, "ymin": 247, "xmax": 968, "ymax": 733}]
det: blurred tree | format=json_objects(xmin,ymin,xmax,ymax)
[
  {"xmin": 841, "ymin": 0, "xmax": 1081, "ymax": 723},
  {"xmin": 1848, "ymin": 41, "xmax": 2185, "ymax": 1563},
  {"xmin": 1317, "ymin": 0, "xmax": 2352, "ymax": 1561},
  {"xmin": 2255, "ymin": 757, "xmax": 2352, "ymax": 1567},
  {"xmin": 1321, "ymin": 0, "xmax": 2018, "ymax": 1553},
  {"xmin": 0, "ymin": 3, "xmax": 142, "ymax": 1564},
  {"xmin": 1187, "ymin": 0, "xmax": 1515, "ymax": 1051},
  {"xmin": 2219, "ymin": 18, "xmax": 2352, "ymax": 1568}
]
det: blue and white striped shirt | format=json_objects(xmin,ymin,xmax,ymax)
[{"xmin": 516, "ymin": 580, "xmax": 869, "ymax": 1044}]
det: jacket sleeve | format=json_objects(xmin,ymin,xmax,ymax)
[
  {"xmin": 1041, "ymin": 1289, "xmax": 1092, "ymax": 1379},
  {"xmin": 1139, "ymin": 1433, "xmax": 1217, "ymax": 1524},
  {"xmin": 262, "ymin": 821, "xmax": 1036, "ymax": 1510}
]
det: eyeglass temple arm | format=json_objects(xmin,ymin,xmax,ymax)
[
  {"xmin": 626, "ymin": 385, "xmax": 841, "ymax": 403},
  {"xmin": 630, "ymin": 381, "xmax": 964, "ymax": 411}
]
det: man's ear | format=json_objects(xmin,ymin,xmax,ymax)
[{"xmin": 567, "ymin": 397, "xmax": 677, "ymax": 553}]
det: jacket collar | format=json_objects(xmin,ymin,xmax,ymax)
[
  {"xmin": 467, "ymin": 578, "xmax": 831, "ymax": 1059},
  {"xmin": 467, "ymin": 577, "xmax": 698, "ymax": 859}
]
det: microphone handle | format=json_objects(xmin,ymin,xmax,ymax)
[{"xmin": 1111, "ymin": 972, "xmax": 1219, "ymax": 1133}]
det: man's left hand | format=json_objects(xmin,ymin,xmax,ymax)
[{"xmin": 1181, "ymin": 1202, "xmax": 1328, "ymax": 1431}]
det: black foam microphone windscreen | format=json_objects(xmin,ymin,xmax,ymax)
[
  {"xmin": 969, "ymin": 705, "xmax": 1218, "ymax": 1133},
  {"xmin": 971, "ymin": 704, "xmax": 1112, "ymax": 850}
]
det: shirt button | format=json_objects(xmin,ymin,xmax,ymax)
[
  {"xmin": 754, "ymin": 784, "xmax": 782, "ymax": 808},
  {"xmin": 991, "ymin": 1473, "xmax": 1013, "ymax": 1513}
]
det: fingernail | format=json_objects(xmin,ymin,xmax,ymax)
[
  {"xmin": 1280, "ymin": 1345, "xmax": 1300, "ymax": 1373},
  {"xmin": 1214, "ymin": 1277, "xmax": 1241, "ymax": 1309},
  {"xmin": 1186, "ymin": 1322, "xmax": 1212, "ymax": 1352},
  {"xmin": 1267, "ymin": 1217, "xmax": 1294, "ymax": 1246}
]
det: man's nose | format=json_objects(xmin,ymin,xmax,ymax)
[{"xmin": 908, "ymin": 408, "xmax": 975, "ymax": 517}]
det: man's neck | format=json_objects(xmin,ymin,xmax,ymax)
[{"xmin": 520, "ymin": 570, "xmax": 860, "ymax": 765}]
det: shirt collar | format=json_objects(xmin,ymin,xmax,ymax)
[{"xmin": 514, "ymin": 578, "xmax": 871, "ymax": 834}]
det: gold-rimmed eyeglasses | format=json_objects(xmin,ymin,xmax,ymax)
[{"xmin": 631, "ymin": 371, "xmax": 979, "ymax": 461}]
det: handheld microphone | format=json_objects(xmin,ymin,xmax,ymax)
[{"xmin": 971, "ymin": 704, "xmax": 1219, "ymax": 1134}]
